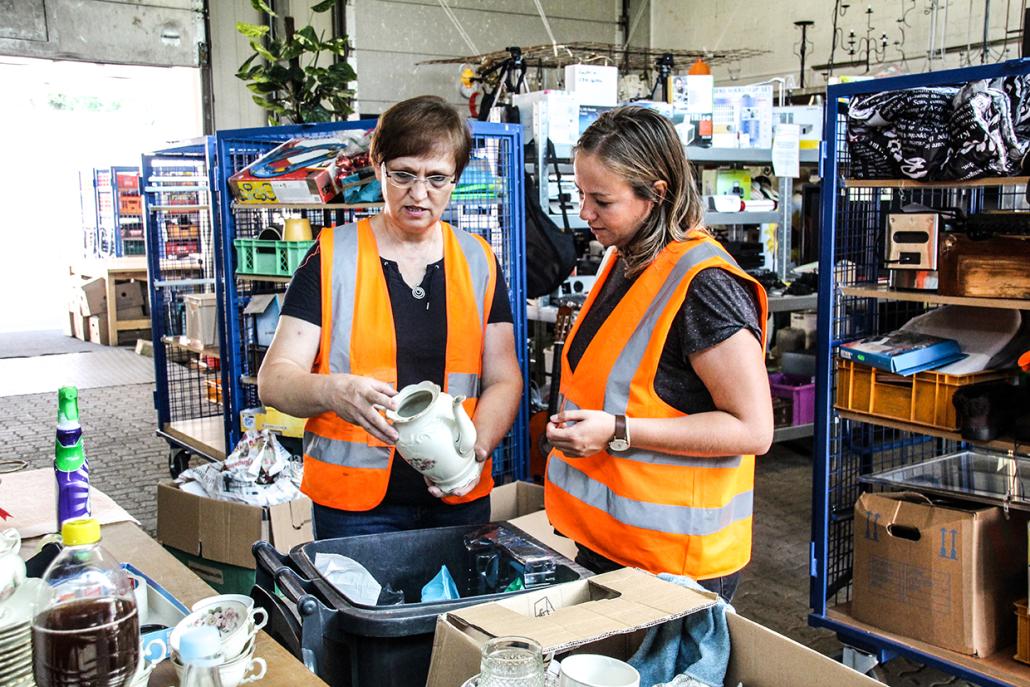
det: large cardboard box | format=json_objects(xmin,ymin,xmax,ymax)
[
  {"xmin": 71, "ymin": 311, "xmax": 89, "ymax": 341},
  {"xmin": 76, "ymin": 276, "xmax": 107, "ymax": 316},
  {"xmin": 88, "ymin": 315, "xmax": 109, "ymax": 345},
  {"xmin": 426, "ymin": 568, "xmax": 883, "ymax": 687},
  {"xmin": 852, "ymin": 491, "xmax": 1025, "ymax": 656},
  {"xmin": 156, "ymin": 481, "xmax": 313, "ymax": 569},
  {"xmin": 115, "ymin": 280, "xmax": 146, "ymax": 311}
]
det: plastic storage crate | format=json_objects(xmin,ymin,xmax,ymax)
[
  {"xmin": 769, "ymin": 372, "xmax": 815, "ymax": 426},
  {"xmin": 255, "ymin": 523, "xmax": 590, "ymax": 687},
  {"xmin": 834, "ymin": 358, "xmax": 1015, "ymax": 431},
  {"xmin": 233, "ymin": 238, "xmax": 314, "ymax": 277}
]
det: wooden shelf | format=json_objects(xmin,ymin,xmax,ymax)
[
  {"xmin": 822, "ymin": 605, "xmax": 1030, "ymax": 687},
  {"xmin": 844, "ymin": 176, "xmax": 1028, "ymax": 189},
  {"xmin": 231, "ymin": 201, "xmax": 384, "ymax": 210},
  {"xmin": 162, "ymin": 335, "xmax": 220, "ymax": 358},
  {"xmin": 236, "ymin": 273, "xmax": 293, "ymax": 284},
  {"xmin": 836, "ymin": 409, "xmax": 1023, "ymax": 452},
  {"xmin": 162, "ymin": 417, "xmax": 226, "ymax": 461},
  {"xmin": 841, "ymin": 284, "xmax": 1030, "ymax": 311}
]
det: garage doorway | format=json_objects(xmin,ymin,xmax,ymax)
[{"xmin": 0, "ymin": 56, "xmax": 202, "ymax": 334}]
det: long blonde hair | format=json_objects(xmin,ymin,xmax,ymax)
[{"xmin": 575, "ymin": 106, "xmax": 706, "ymax": 278}]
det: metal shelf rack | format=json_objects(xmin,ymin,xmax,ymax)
[
  {"xmin": 89, "ymin": 166, "xmax": 145, "ymax": 258},
  {"xmin": 143, "ymin": 137, "xmax": 225, "ymax": 475},
  {"xmin": 214, "ymin": 120, "xmax": 529, "ymax": 484},
  {"xmin": 810, "ymin": 58, "xmax": 1030, "ymax": 687}
]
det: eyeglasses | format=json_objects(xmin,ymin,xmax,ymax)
[{"xmin": 381, "ymin": 163, "xmax": 456, "ymax": 191}]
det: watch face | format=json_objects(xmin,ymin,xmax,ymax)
[{"xmin": 609, "ymin": 439, "xmax": 630, "ymax": 452}]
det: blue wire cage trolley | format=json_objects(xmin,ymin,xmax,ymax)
[
  {"xmin": 143, "ymin": 137, "xmax": 226, "ymax": 476},
  {"xmin": 811, "ymin": 59, "xmax": 1030, "ymax": 686},
  {"xmin": 213, "ymin": 119, "xmax": 529, "ymax": 483}
]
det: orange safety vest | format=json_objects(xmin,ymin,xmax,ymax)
[
  {"xmin": 302, "ymin": 218, "xmax": 498, "ymax": 510},
  {"xmin": 544, "ymin": 233, "xmax": 769, "ymax": 579}
]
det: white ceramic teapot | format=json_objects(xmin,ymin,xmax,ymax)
[
  {"xmin": 386, "ymin": 381, "xmax": 481, "ymax": 495},
  {"xmin": 0, "ymin": 528, "xmax": 26, "ymax": 604}
]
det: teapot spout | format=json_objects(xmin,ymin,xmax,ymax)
[{"xmin": 452, "ymin": 396, "xmax": 478, "ymax": 457}]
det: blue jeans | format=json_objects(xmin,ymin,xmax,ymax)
[
  {"xmin": 312, "ymin": 497, "xmax": 491, "ymax": 540},
  {"xmin": 574, "ymin": 544, "xmax": 741, "ymax": 604}
]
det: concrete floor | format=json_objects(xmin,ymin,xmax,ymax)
[{"xmin": 0, "ymin": 342, "xmax": 978, "ymax": 686}]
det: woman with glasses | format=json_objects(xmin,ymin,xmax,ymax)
[
  {"xmin": 543, "ymin": 107, "xmax": 772, "ymax": 603},
  {"xmin": 258, "ymin": 96, "xmax": 523, "ymax": 539}
]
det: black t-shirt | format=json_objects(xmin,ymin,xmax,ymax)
[
  {"xmin": 280, "ymin": 239, "xmax": 513, "ymax": 507},
  {"xmin": 565, "ymin": 258, "xmax": 763, "ymax": 414}
]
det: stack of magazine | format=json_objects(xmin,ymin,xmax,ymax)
[{"xmin": 838, "ymin": 331, "xmax": 965, "ymax": 376}]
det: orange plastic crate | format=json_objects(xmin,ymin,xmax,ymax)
[{"xmin": 835, "ymin": 358, "xmax": 1015, "ymax": 431}]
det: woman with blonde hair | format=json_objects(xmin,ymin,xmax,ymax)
[{"xmin": 545, "ymin": 106, "xmax": 773, "ymax": 602}]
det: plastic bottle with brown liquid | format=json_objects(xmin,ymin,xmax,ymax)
[{"xmin": 32, "ymin": 518, "xmax": 139, "ymax": 687}]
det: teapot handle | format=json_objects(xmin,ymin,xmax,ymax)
[{"xmin": 451, "ymin": 396, "xmax": 478, "ymax": 457}]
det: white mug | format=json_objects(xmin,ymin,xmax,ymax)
[{"xmin": 558, "ymin": 654, "xmax": 640, "ymax": 687}]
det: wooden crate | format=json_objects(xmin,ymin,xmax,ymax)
[{"xmin": 835, "ymin": 358, "xmax": 1015, "ymax": 431}]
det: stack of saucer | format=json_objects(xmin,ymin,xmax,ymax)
[{"xmin": 0, "ymin": 578, "xmax": 42, "ymax": 686}]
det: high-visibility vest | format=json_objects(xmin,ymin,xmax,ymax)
[
  {"xmin": 301, "ymin": 218, "xmax": 498, "ymax": 510},
  {"xmin": 544, "ymin": 233, "xmax": 768, "ymax": 579}
]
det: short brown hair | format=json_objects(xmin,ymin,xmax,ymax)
[
  {"xmin": 576, "ymin": 106, "xmax": 705, "ymax": 278},
  {"xmin": 369, "ymin": 95, "xmax": 473, "ymax": 179}
]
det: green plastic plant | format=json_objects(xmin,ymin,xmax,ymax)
[{"xmin": 235, "ymin": 0, "xmax": 356, "ymax": 124}]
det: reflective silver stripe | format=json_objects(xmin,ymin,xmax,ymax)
[
  {"xmin": 604, "ymin": 242, "xmax": 725, "ymax": 414},
  {"xmin": 447, "ymin": 372, "xmax": 480, "ymax": 399},
  {"xmin": 548, "ymin": 455, "xmax": 753, "ymax": 536},
  {"xmin": 304, "ymin": 432, "xmax": 391, "ymax": 469},
  {"xmin": 329, "ymin": 224, "xmax": 360, "ymax": 375},
  {"xmin": 611, "ymin": 448, "xmax": 742, "ymax": 468},
  {"xmin": 451, "ymin": 227, "xmax": 491, "ymax": 327}
]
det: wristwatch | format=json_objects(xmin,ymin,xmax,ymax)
[{"xmin": 609, "ymin": 414, "xmax": 631, "ymax": 452}]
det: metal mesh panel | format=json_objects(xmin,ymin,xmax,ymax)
[
  {"xmin": 218, "ymin": 122, "xmax": 526, "ymax": 482},
  {"xmin": 821, "ymin": 97, "xmax": 1029, "ymax": 607},
  {"xmin": 145, "ymin": 144, "xmax": 223, "ymax": 433}
]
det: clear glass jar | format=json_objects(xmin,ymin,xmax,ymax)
[{"xmin": 479, "ymin": 636, "xmax": 545, "ymax": 687}]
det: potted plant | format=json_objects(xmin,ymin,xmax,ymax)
[{"xmin": 235, "ymin": 0, "xmax": 357, "ymax": 124}]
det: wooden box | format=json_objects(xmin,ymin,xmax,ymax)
[{"xmin": 939, "ymin": 233, "xmax": 1030, "ymax": 299}]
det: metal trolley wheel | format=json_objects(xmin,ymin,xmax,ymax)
[{"xmin": 168, "ymin": 449, "xmax": 193, "ymax": 479}]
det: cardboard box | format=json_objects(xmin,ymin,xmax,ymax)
[
  {"xmin": 156, "ymin": 481, "xmax": 313, "ymax": 569},
  {"xmin": 426, "ymin": 568, "xmax": 883, "ymax": 687},
  {"xmin": 564, "ymin": 64, "xmax": 618, "ymax": 106},
  {"xmin": 115, "ymin": 280, "xmax": 146, "ymax": 311},
  {"xmin": 241, "ymin": 405, "xmax": 305, "ymax": 439},
  {"xmin": 775, "ymin": 105, "xmax": 823, "ymax": 150},
  {"xmin": 77, "ymin": 276, "xmax": 107, "ymax": 316},
  {"xmin": 228, "ymin": 137, "xmax": 349, "ymax": 205},
  {"xmin": 71, "ymin": 311, "xmax": 89, "ymax": 341},
  {"xmin": 88, "ymin": 315, "xmax": 109, "ymax": 345},
  {"xmin": 117, "ymin": 305, "xmax": 147, "ymax": 321},
  {"xmin": 852, "ymin": 491, "xmax": 1025, "ymax": 656},
  {"xmin": 185, "ymin": 293, "xmax": 218, "ymax": 349},
  {"xmin": 243, "ymin": 293, "xmax": 283, "ymax": 348}
]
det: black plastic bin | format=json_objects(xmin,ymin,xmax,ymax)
[{"xmin": 253, "ymin": 522, "xmax": 590, "ymax": 687}]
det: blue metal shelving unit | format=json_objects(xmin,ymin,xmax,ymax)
[
  {"xmin": 143, "ymin": 137, "xmax": 225, "ymax": 474},
  {"xmin": 810, "ymin": 59, "xmax": 1030, "ymax": 686},
  {"xmin": 213, "ymin": 120, "xmax": 529, "ymax": 483}
]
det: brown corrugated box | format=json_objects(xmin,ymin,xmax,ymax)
[
  {"xmin": 156, "ymin": 481, "xmax": 313, "ymax": 569},
  {"xmin": 427, "ymin": 568, "xmax": 884, "ymax": 687},
  {"xmin": 852, "ymin": 491, "xmax": 1026, "ymax": 657}
]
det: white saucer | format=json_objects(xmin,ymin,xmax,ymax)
[{"xmin": 0, "ymin": 579, "xmax": 42, "ymax": 632}]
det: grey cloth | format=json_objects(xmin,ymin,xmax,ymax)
[{"xmin": 565, "ymin": 259, "xmax": 762, "ymax": 414}]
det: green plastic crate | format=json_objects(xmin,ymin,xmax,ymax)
[
  {"xmin": 165, "ymin": 547, "xmax": 256, "ymax": 595},
  {"xmin": 234, "ymin": 238, "xmax": 314, "ymax": 276}
]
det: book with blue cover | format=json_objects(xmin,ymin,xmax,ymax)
[{"xmin": 838, "ymin": 331, "xmax": 966, "ymax": 376}]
